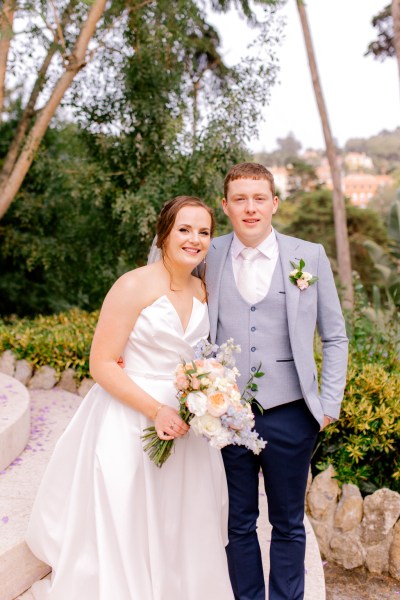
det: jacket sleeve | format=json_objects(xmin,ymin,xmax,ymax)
[{"xmin": 316, "ymin": 244, "xmax": 349, "ymax": 419}]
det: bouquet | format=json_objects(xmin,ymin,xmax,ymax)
[{"xmin": 141, "ymin": 338, "xmax": 267, "ymax": 468}]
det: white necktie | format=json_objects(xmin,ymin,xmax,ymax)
[{"xmin": 237, "ymin": 247, "xmax": 260, "ymax": 304}]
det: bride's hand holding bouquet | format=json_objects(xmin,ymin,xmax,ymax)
[{"xmin": 142, "ymin": 338, "xmax": 266, "ymax": 468}]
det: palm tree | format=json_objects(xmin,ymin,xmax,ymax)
[{"xmin": 296, "ymin": 0, "xmax": 353, "ymax": 309}]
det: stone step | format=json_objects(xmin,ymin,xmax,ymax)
[
  {"xmin": 0, "ymin": 374, "xmax": 30, "ymax": 473},
  {"xmin": 0, "ymin": 388, "xmax": 82, "ymax": 600},
  {"xmin": 2, "ymin": 388, "xmax": 325, "ymax": 600}
]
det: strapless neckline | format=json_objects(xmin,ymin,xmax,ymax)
[{"xmin": 143, "ymin": 294, "xmax": 205, "ymax": 336}]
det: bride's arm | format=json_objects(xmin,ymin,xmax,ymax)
[{"xmin": 89, "ymin": 269, "xmax": 188, "ymax": 439}]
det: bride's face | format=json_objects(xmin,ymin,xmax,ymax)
[{"xmin": 164, "ymin": 205, "xmax": 212, "ymax": 267}]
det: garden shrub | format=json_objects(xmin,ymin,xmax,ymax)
[
  {"xmin": 0, "ymin": 308, "xmax": 98, "ymax": 379},
  {"xmin": 313, "ymin": 353, "xmax": 400, "ymax": 494}
]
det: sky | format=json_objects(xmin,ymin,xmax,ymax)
[{"xmin": 208, "ymin": 0, "xmax": 399, "ymax": 153}]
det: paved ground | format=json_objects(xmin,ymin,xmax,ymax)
[{"xmin": 11, "ymin": 388, "xmax": 325, "ymax": 599}]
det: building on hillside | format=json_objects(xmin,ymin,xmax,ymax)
[
  {"xmin": 342, "ymin": 173, "xmax": 393, "ymax": 208},
  {"xmin": 344, "ymin": 152, "xmax": 374, "ymax": 172}
]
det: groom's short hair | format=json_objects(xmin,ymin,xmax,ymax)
[{"xmin": 224, "ymin": 163, "xmax": 275, "ymax": 198}]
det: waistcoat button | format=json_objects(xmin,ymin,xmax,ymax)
[
  {"xmin": 251, "ymin": 367, "xmax": 256, "ymax": 372},
  {"xmin": 250, "ymin": 306, "xmax": 256, "ymax": 311},
  {"xmin": 251, "ymin": 347, "xmax": 256, "ymax": 352},
  {"xmin": 251, "ymin": 326, "xmax": 256, "ymax": 332}
]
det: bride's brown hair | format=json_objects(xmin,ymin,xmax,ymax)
[{"xmin": 156, "ymin": 196, "xmax": 215, "ymax": 298}]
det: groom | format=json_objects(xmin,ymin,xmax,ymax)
[{"xmin": 205, "ymin": 163, "xmax": 348, "ymax": 600}]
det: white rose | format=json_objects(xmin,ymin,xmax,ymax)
[
  {"xmin": 290, "ymin": 269, "xmax": 298, "ymax": 277},
  {"xmin": 300, "ymin": 271, "xmax": 313, "ymax": 281},
  {"xmin": 186, "ymin": 391, "xmax": 208, "ymax": 416},
  {"xmin": 191, "ymin": 413, "xmax": 222, "ymax": 438}
]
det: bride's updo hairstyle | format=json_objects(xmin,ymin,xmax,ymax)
[{"xmin": 156, "ymin": 196, "xmax": 215, "ymax": 254}]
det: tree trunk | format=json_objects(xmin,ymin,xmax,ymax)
[
  {"xmin": 0, "ymin": 0, "xmax": 15, "ymax": 117},
  {"xmin": 0, "ymin": 1, "xmax": 77, "ymax": 187},
  {"xmin": 392, "ymin": 0, "xmax": 400, "ymax": 88},
  {"xmin": 296, "ymin": 0, "xmax": 353, "ymax": 309},
  {"xmin": 0, "ymin": 0, "xmax": 107, "ymax": 219}
]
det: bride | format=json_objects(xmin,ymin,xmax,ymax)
[{"xmin": 26, "ymin": 196, "xmax": 234, "ymax": 600}]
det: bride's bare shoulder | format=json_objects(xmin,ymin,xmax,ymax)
[{"xmin": 109, "ymin": 263, "xmax": 165, "ymax": 302}]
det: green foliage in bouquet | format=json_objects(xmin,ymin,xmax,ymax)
[
  {"xmin": 313, "ymin": 354, "xmax": 400, "ymax": 495},
  {"xmin": 0, "ymin": 309, "xmax": 98, "ymax": 379}
]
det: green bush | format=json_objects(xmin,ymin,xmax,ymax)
[
  {"xmin": 0, "ymin": 309, "xmax": 98, "ymax": 379},
  {"xmin": 313, "ymin": 353, "xmax": 400, "ymax": 494}
]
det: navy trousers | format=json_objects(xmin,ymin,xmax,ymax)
[{"xmin": 221, "ymin": 400, "xmax": 320, "ymax": 600}]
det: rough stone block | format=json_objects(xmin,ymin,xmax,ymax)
[
  {"xmin": 364, "ymin": 532, "xmax": 393, "ymax": 575},
  {"xmin": 14, "ymin": 359, "xmax": 33, "ymax": 386},
  {"xmin": 0, "ymin": 350, "xmax": 16, "ymax": 377},
  {"xmin": 57, "ymin": 368, "xmax": 78, "ymax": 394},
  {"xmin": 334, "ymin": 483, "xmax": 363, "ymax": 533},
  {"xmin": 389, "ymin": 520, "xmax": 400, "ymax": 581},
  {"xmin": 78, "ymin": 377, "xmax": 94, "ymax": 397},
  {"xmin": 28, "ymin": 365, "xmax": 57, "ymax": 390},
  {"xmin": 308, "ymin": 516, "xmax": 333, "ymax": 559},
  {"xmin": 361, "ymin": 488, "xmax": 400, "ymax": 545},
  {"xmin": 307, "ymin": 465, "xmax": 340, "ymax": 521},
  {"xmin": 329, "ymin": 530, "xmax": 364, "ymax": 570}
]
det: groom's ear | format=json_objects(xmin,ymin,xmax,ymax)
[{"xmin": 222, "ymin": 198, "xmax": 228, "ymax": 215}]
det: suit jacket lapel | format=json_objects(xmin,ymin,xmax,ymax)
[
  {"xmin": 276, "ymin": 232, "xmax": 301, "ymax": 342},
  {"xmin": 207, "ymin": 234, "xmax": 233, "ymax": 343}
]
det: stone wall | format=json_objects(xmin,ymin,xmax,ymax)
[
  {"xmin": 0, "ymin": 349, "xmax": 94, "ymax": 397},
  {"xmin": 306, "ymin": 465, "xmax": 400, "ymax": 580}
]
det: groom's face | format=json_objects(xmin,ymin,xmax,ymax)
[{"xmin": 222, "ymin": 178, "xmax": 278, "ymax": 247}]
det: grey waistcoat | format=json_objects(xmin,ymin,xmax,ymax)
[{"xmin": 215, "ymin": 252, "xmax": 303, "ymax": 409}]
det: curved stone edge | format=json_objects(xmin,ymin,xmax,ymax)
[
  {"xmin": 0, "ymin": 541, "xmax": 50, "ymax": 600},
  {"xmin": 0, "ymin": 374, "xmax": 30, "ymax": 472}
]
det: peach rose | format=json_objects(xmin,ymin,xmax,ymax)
[
  {"xmin": 191, "ymin": 376, "xmax": 201, "ymax": 390},
  {"xmin": 207, "ymin": 391, "xmax": 229, "ymax": 417},
  {"xmin": 175, "ymin": 375, "xmax": 189, "ymax": 390}
]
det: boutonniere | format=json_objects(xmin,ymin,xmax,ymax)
[{"xmin": 289, "ymin": 259, "xmax": 318, "ymax": 291}]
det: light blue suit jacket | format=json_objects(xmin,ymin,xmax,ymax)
[{"xmin": 205, "ymin": 231, "xmax": 349, "ymax": 425}]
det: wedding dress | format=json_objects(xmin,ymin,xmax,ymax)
[{"xmin": 26, "ymin": 295, "xmax": 233, "ymax": 600}]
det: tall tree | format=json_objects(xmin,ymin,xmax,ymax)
[
  {"xmin": 393, "ymin": 0, "xmax": 400, "ymax": 86},
  {"xmin": 366, "ymin": 2, "xmax": 400, "ymax": 91},
  {"xmin": 0, "ymin": 0, "xmax": 116, "ymax": 218},
  {"xmin": 0, "ymin": 0, "xmax": 15, "ymax": 116},
  {"xmin": 295, "ymin": 0, "xmax": 353, "ymax": 309},
  {"xmin": 366, "ymin": 4, "xmax": 394, "ymax": 60}
]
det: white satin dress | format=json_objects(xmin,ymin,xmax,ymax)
[{"xmin": 26, "ymin": 296, "xmax": 233, "ymax": 600}]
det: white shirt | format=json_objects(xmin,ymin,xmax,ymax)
[{"xmin": 231, "ymin": 228, "xmax": 279, "ymax": 303}]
